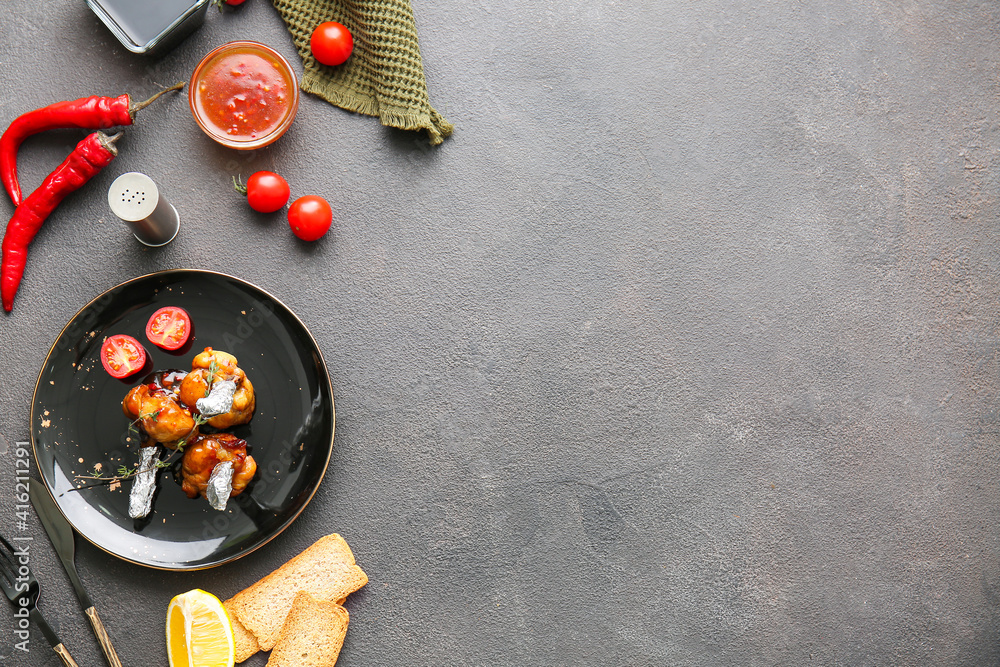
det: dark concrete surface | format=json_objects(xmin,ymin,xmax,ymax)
[{"xmin": 1, "ymin": 0, "xmax": 1000, "ymax": 664}]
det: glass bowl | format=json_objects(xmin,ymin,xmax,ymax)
[{"xmin": 189, "ymin": 41, "xmax": 299, "ymax": 150}]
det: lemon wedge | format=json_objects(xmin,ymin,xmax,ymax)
[{"xmin": 166, "ymin": 589, "xmax": 235, "ymax": 667}]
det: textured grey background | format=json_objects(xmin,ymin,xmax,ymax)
[{"xmin": 1, "ymin": 0, "xmax": 1000, "ymax": 665}]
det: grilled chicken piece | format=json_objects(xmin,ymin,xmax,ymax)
[
  {"xmin": 122, "ymin": 374, "xmax": 198, "ymax": 449},
  {"xmin": 178, "ymin": 347, "xmax": 256, "ymax": 429},
  {"xmin": 180, "ymin": 433, "xmax": 257, "ymax": 501}
]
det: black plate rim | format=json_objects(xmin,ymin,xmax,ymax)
[{"xmin": 29, "ymin": 268, "xmax": 336, "ymax": 571}]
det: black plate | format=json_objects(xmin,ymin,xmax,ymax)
[{"xmin": 30, "ymin": 270, "xmax": 334, "ymax": 570}]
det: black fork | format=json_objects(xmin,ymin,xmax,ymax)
[{"xmin": 0, "ymin": 533, "xmax": 79, "ymax": 666}]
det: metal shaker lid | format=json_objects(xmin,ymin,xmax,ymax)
[{"xmin": 108, "ymin": 172, "xmax": 158, "ymax": 222}]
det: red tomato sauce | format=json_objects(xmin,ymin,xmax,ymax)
[{"xmin": 195, "ymin": 49, "xmax": 292, "ymax": 141}]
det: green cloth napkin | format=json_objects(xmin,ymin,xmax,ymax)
[{"xmin": 271, "ymin": 0, "xmax": 453, "ymax": 144}]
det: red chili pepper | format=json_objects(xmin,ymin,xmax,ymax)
[
  {"xmin": 1, "ymin": 131, "xmax": 121, "ymax": 312},
  {"xmin": 0, "ymin": 82, "xmax": 182, "ymax": 206}
]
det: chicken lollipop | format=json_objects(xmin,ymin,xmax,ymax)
[
  {"xmin": 181, "ymin": 434, "xmax": 257, "ymax": 510},
  {"xmin": 122, "ymin": 370, "xmax": 198, "ymax": 449},
  {"xmin": 178, "ymin": 347, "xmax": 256, "ymax": 429}
]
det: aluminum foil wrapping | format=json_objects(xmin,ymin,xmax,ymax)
[
  {"xmin": 206, "ymin": 460, "xmax": 234, "ymax": 511},
  {"xmin": 196, "ymin": 380, "xmax": 237, "ymax": 416},
  {"xmin": 128, "ymin": 446, "xmax": 160, "ymax": 519}
]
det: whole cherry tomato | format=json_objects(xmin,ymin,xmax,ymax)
[
  {"xmin": 288, "ymin": 195, "xmax": 332, "ymax": 241},
  {"xmin": 237, "ymin": 171, "xmax": 290, "ymax": 213},
  {"xmin": 145, "ymin": 306, "xmax": 192, "ymax": 350},
  {"xmin": 310, "ymin": 22, "xmax": 354, "ymax": 66},
  {"xmin": 100, "ymin": 334, "xmax": 147, "ymax": 379}
]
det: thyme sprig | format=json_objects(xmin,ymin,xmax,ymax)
[
  {"xmin": 203, "ymin": 360, "xmax": 220, "ymax": 397},
  {"xmin": 73, "ymin": 407, "xmax": 198, "ymax": 491},
  {"xmin": 126, "ymin": 408, "xmax": 161, "ymax": 438},
  {"xmin": 72, "ymin": 449, "xmax": 182, "ymax": 491}
]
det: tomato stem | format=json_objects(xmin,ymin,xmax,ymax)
[{"xmin": 232, "ymin": 175, "xmax": 248, "ymax": 196}]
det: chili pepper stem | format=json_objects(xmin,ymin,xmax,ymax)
[
  {"xmin": 129, "ymin": 82, "xmax": 185, "ymax": 116},
  {"xmin": 99, "ymin": 131, "xmax": 123, "ymax": 155}
]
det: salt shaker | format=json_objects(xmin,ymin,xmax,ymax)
[{"xmin": 107, "ymin": 172, "xmax": 180, "ymax": 247}]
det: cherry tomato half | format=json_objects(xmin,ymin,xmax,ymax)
[
  {"xmin": 310, "ymin": 22, "xmax": 354, "ymax": 66},
  {"xmin": 288, "ymin": 195, "xmax": 333, "ymax": 241},
  {"xmin": 243, "ymin": 171, "xmax": 290, "ymax": 213},
  {"xmin": 100, "ymin": 335, "xmax": 147, "ymax": 379},
  {"xmin": 146, "ymin": 306, "xmax": 192, "ymax": 350}
]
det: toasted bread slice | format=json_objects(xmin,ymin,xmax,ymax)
[
  {"xmin": 224, "ymin": 599, "xmax": 261, "ymax": 663},
  {"xmin": 266, "ymin": 593, "xmax": 349, "ymax": 667},
  {"xmin": 228, "ymin": 534, "xmax": 368, "ymax": 650}
]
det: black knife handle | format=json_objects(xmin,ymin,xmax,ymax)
[
  {"xmin": 85, "ymin": 607, "xmax": 123, "ymax": 667},
  {"xmin": 53, "ymin": 643, "xmax": 80, "ymax": 667}
]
